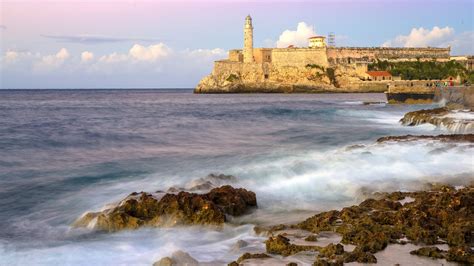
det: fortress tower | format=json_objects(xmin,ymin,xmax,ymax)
[{"xmin": 243, "ymin": 15, "xmax": 254, "ymax": 63}]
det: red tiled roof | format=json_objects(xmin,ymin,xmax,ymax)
[
  {"xmin": 366, "ymin": 71, "xmax": 392, "ymax": 77},
  {"xmin": 308, "ymin": 36, "xmax": 326, "ymax": 39},
  {"xmin": 287, "ymin": 45, "xmax": 295, "ymax": 48}
]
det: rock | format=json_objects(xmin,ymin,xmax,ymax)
[
  {"xmin": 376, "ymin": 134, "xmax": 474, "ymax": 143},
  {"xmin": 318, "ymin": 243, "xmax": 344, "ymax": 258},
  {"xmin": 399, "ymin": 107, "xmax": 449, "ymax": 126},
  {"xmin": 409, "ymin": 247, "xmax": 446, "ymax": 259},
  {"xmin": 293, "ymin": 185, "xmax": 474, "ymax": 262},
  {"xmin": 265, "ymin": 234, "xmax": 317, "ymax": 256},
  {"xmin": 153, "ymin": 257, "xmax": 173, "ymax": 266},
  {"xmin": 227, "ymin": 262, "xmax": 239, "ymax": 266},
  {"xmin": 73, "ymin": 185, "xmax": 257, "ymax": 232},
  {"xmin": 188, "ymin": 181, "xmax": 214, "ymax": 191},
  {"xmin": 167, "ymin": 187, "xmax": 185, "ymax": 193},
  {"xmin": 170, "ymin": 251, "xmax": 199, "ymax": 265},
  {"xmin": 230, "ymin": 240, "xmax": 249, "ymax": 252},
  {"xmin": 286, "ymin": 262, "xmax": 298, "ymax": 266},
  {"xmin": 186, "ymin": 173, "xmax": 238, "ymax": 192},
  {"xmin": 304, "ymin": 234, "xmax": 318, "ymax": 242},
  {"xmin": 399, "ymin": 107, "xmax": 474, "ymax": 133},
  {"xmin": 254, "ymin": 224, "xmax": 287, "ymax": 236},
  {"xmin": 313, "ymin": 258, "xmax": 343, "ymax": 266},
  {"xmin": 207, "ymin": 185, "xmax": 257, "ymax": 216},
  {"xmin": 236, "ymin": 252, "xmax": 271, "ymax": 263},
  {"xmin": 153, "ymin": 251, "xmax": 199, "ymax": 266},
  {"xmin": 343, "ymin": 249, "xmax": 377, "ymax": 263},
  {"xmin": 446, "ymin": 245, "xmax": 474, "ymax": 264}
]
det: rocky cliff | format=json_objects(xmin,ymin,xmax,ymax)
[{"xmin": 194, "ymin": 61, "xmax": 377, "ymax": 93}]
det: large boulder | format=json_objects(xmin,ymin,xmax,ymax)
[{"xmin": 73, "ymin": 185, "xmax": 257, "ymax": 232}]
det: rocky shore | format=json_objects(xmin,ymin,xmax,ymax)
[
  {"xmin": 251, "ymin": 183, "xmax": 473, "ymax": 265},
  {"xmin": 74, "ymin": 171, "xmax": 473, "ymax": 265},
  {"xmin": 400, "ymin": 107, "xmax": 474, "ymax": 133},
  {"xmin": 145, "ymin": 181, "xmax": 473, "ymax": 266}
]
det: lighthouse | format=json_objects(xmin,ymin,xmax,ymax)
[{"xmin": 243, "ymin": 15, "xmax": 254, "ymax": 63}]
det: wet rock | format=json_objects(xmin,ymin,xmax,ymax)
[
  {"xmin": 292, "ymin": 184, "xmax": 474, "ymax": 263},
  {"xmin": 167, "ymin": 187, "xmax": 185, "ymax": 193},
  {"xmin": 153, "ymin": 257, "xmax": 173, "ymax": 266},
  {"xmin": 236, "ymin": 252, "xmax": 271, "ymax": 263},
  {"xmin": 170, "ymin": 251, "xmax": 199, "ymax": 265},
  {"xmin": 313, "ymin": 258, "xmax": 343, "ymax": 266},
  {"xmin": 73, "ymin": 186, "xmax": 257, "ymax": 232},
  {"xmin": 343, "ymin": 249, "xmax": 377, "ymax": 263},
  {"xmin": 230, "ymin": 240, "xmax": 249, "ymax": 252},
  {"xmin": 399, "ymin": 107, "xmax": 474, "ymax": 133},
  {"xmin": 186, "ymin": 173, "xmax": 238, "ymax": 192},
  {"xmin": 253, "ymin": 224, "xmax": 288, "ymax": 236},
  {"xmin": 207, "ymin": 185, "xmax": 257, "ymax": 216},
  {"xmin": 376, "ymin": 134, "xmax": 474, "ymax": 143},
  {"xmin": 446, "ymin": 245, "xmax": 474, "ymax": 264},
  {"xmin": 153, "ymin": 251, "xmax": 199, "ymax": 266},
  {"xmin": 317, "ymin": 243, "xmax": 344, "ymax": 258},
  {"xmin": 304, "ymin": 234, "xmax": 318, "ymax": 242},
  {"xmin": 409, "ymin": 246, "xmax": 446, "ymax": 259},
  {"xmin": 399, "ymin": 107, "xmax": 449, "ymax": 126},
  {"xmin": 265, "ymin": 234, "xmax": 317, "ymax": 256}
]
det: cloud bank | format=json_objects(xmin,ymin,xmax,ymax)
[
  {"xmin": 383, "ymin": 26, "xmax": 473, "ymax": 55},
  {"xmin": 1, "ymin": 43, "xmax": 226, "ymax": 88}
]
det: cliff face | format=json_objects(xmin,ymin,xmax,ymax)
[{"xmin": 195, "ymin": 61, "xmax": 372, "ymax": 93}]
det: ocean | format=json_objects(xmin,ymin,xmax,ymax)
[{"xmin": 0, "ymin": 89, "xmax": 472, "ymax": 265}]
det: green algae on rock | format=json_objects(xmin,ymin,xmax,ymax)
[
  {"xmin": 73, "ymin": 185, "xmax": 257, "ymax": 232},
  {"xmin": 293, "ymin": 184, "xmax": 474, "ymax": 263},
  {"xmin": 256, "ymin": 184, "xmax": 473, "ymax": 264}
]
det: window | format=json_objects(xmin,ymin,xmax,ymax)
[{"xmin": 264, "ymin": 74, "xmax": 269, "ymax": 79}]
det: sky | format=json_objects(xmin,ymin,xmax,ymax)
[{"xmin": 1, "ymin": 0, "xmax": 473, "ymax": 89}]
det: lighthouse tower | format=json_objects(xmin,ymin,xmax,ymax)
[{"xmin": 243, "ymin": 15, "xmax": 254, "ymax": 63}]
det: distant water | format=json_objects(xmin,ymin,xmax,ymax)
[{"xmin": 0, "ymin": 89, "xmax": 472, "ymax": 265}]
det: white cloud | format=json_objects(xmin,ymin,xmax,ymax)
[
  {"xmin": 5, "ymin": 51, "xmax": 19, "ymax": 63},
  {"xmin": 34, "ymin": 48, "xmax": 70, "ymax": 72},
  {"xmin": 1, "ymin": 43, "xmax": 227, "ymax": 88},
  {"xmin": 383, "ymin": 26, "xmax": 473, "ymax": 55},
  {"xmin": 276, "ymin": 22, "xmax": 316, "ymax": 48},
  {"xmin": 81, "ymin": 51, "xmax": 94, "ymax": 63},
  {"xmin": 97, "ymin": 43, "xmax": 171, "ymax": 65},
  {"xmin": 129, "ymin": 43, "xmax": 170, "ymax": 62},
  {"xmin": 382, "ymin": 26, "xmax": 454, "ymax": 47}
]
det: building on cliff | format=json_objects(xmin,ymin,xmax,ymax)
[{"xmin": 195, "ymin": 15, "xmax": 452, "ymax": 93}]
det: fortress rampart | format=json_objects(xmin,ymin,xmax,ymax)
[
  {"xmin": 271, "ymin": 47, "xmax": 328, "ymax": 67},
  {"xmin": 327, "ymin": 47, "xmax": 451, "ymax": 62}
]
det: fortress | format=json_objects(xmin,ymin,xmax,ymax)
[{"xmin": 195, "ymin": 15, "xmax": 452, "ymax": 93}]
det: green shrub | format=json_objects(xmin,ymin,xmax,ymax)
[
  {"xmin": 226, "ymin": 74, "xmax": 239, "ymax": 82},
  {"xmin": 368, "ymin": 59, "xmax": 468, "ymax": 81},
  {"xmin": 306, "ymin": 64, "xmax": 325, "ymax": 71}
]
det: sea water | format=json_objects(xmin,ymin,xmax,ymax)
[{"xmin": 0, "ymin": 90, "xmax": 472, "ymax": 265}]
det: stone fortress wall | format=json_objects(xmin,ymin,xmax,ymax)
[
  {"xmin": 327, "ymin": 47, "xmax": 451, "ymax": 62},
  {"xmin": 226, "ymin": 46, "xmax": 450, "ymax": 66}
]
